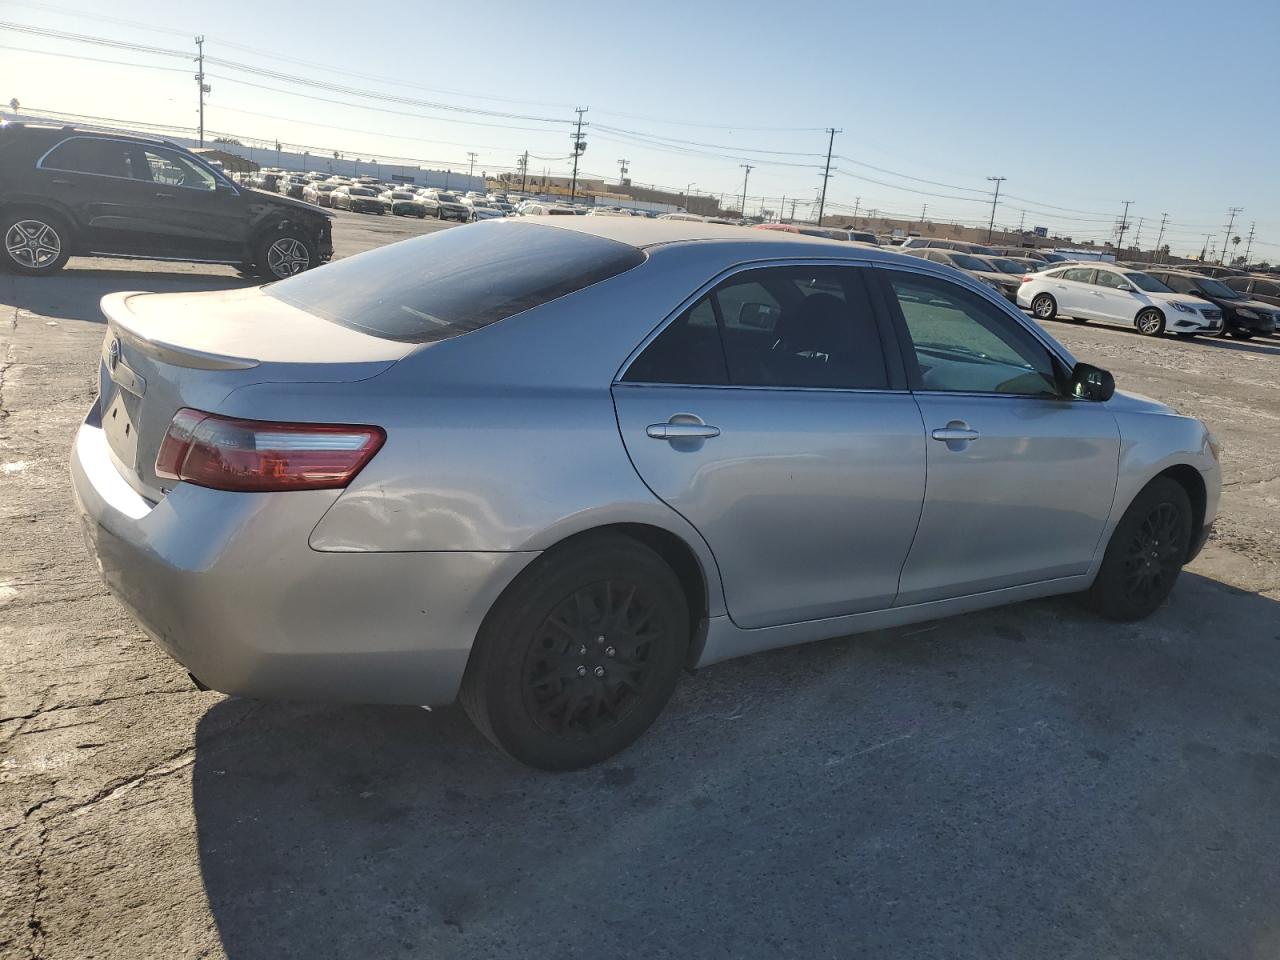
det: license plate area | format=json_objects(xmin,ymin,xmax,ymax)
[{"xmin": 103, "ymin": 390, "xmax": 140, "ymax": 470}]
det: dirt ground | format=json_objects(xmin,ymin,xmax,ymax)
[{"xmin": 3, "ymin": 219, "xmax": 1279, "ymax": 959}]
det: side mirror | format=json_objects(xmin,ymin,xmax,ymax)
[
  {"xmin": 1116, "ymin": 283, "xmax": 1133, "ymax": 292},
  {"xmin": 1070, "ymin": 362, "xmax": 1115, "ymax": 402}
]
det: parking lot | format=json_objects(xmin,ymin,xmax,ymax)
[{"xmin": 3, "ymin": 212, "xmax": 1280, "ymax": 959}]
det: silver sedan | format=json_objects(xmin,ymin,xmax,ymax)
[{"xmin": 71, "ymin": 219, "xmax": 1221, "ymax": 769}]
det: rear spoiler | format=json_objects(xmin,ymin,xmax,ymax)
[{"xmin": 101, "ymin": 292, "xmax": 260, "ymax": 371}]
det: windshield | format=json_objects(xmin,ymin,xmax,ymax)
[
  {"xmin": 1195, "ymin": 276, "xmax": 1242, "ymax": 298},
  {"xmin": 1123, "ymin": 272, "xmax": 1173, "ymax": 293},
  {"xmin": 437, "ymin": 194, "xmax": 460, "ymax": 202},
  {"xmin": 951, "ymin": 254, "xmax": 993, "ymax": 272},
  {"xmin": 349, "ymin": 187, "xmax": 375, "ymax": 196},
  {"xmin": 267, "ymin": 221, "xmax": 646, "ymax": 343}
]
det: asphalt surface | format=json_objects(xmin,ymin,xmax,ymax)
[{"xmin": 2, "ymin": 214, "xmax": 1279, "ymax": 959}]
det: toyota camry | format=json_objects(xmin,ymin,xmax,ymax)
[{"xmin": 71, "ymin": 218, "xmax": 1221, "ymax": 769}]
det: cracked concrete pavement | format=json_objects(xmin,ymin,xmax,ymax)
[{"xmin": 2, "ymin": 220, "xmax": 1280, "ymax": 960}]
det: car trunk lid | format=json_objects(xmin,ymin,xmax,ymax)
[{"xmin": 97, "ymin": 287, "xmax": 411, "ymax": 500}]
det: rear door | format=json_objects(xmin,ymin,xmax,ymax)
[
  {"xmin": 876, "ymin": 268, "xmax": 1119, "ymax": 605},
  {"xmin": 1053, "ymin": 266, "xmax": 1098, "ymax": 317},
  {"xmin": 612, "ymin": 263, "xmax": 927, "ymax": 629},
  {"xmin": 36, "ymin": 136, "xmax": 157, "ymax": 254}
]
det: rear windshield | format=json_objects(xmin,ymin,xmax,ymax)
[{"xmin": 266, "ymin": 220, "xmax": 646, "ymax": 343}]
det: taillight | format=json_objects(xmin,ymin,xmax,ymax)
[
  {"xmin": 1021, "ymin": 274, "xmax": 1033, "ymax": 283},
  {"xmin": 155, "ymin": 408, "xmax": 385, "ymax": 492}
]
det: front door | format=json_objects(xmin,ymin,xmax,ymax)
[
  {"xmin": 124, "ymin": 145, "xmax": 244, "ymax": 261},
  {"xmin": 877, "ymin": 268, "xmax": 1120, "ymax": 605},
  {"xmin": 1089, "ymin": 268, "xmax": 1142, "ymax": 322},
  {"xmin": 612, "ymin": 264, "xmax": 927, "ymax": 629}
]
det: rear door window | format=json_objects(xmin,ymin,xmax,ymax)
[
  {"xmin": 267, "ymin": 221, "xmax": 645, "ymax": 343},
  {"xmin": 1061, "ymin": 267, "xmax": 1096, "ymax": 283},
  {"xmin": 41, "ymin": 137, "xmax": 137, "ymax": 179}
]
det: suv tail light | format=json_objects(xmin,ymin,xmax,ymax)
[
  {"xmin": 155, "ymin": 408, "xmax": 385, "ymax": 492},
  {"xmin": 1021, "ymin": 274, "xmax": 1034, "ymax": 283}
]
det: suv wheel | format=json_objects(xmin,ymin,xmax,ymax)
[
  {"xmin": 254, "ymin": 230, "xmax": 317, "ymax": 280},
  {"xmin": 1, "ymin": 210, "xmax": 71, "ymax": 275},
  {"xmin": 460, "ymin": 534, "xmax": 690, "ymax": 770}
]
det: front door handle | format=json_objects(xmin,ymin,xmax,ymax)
[
  {"xmin": 154, "ymin": 192, "xmax": 175, "ymax": 200},
  {"xmin": 931, "ymin": 424, "xmax": 980, "ymax": 442},
  {"xmin": 646, "ymin": 415, "xmax": 720, "ymax": 441},
  {"xmin": 50, "ymin": 178, "xmax": 72, "ymax": 186}
]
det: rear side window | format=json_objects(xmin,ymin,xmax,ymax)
[
  {"xmin": 42, "ymin": 137, "xmax": 137, "ymax": 178},
  {"xmin": 1061, "ymin": 267, "xmax": 1095, "ymax": 283},
  {"xmin": 267, "ymin": 221, "xmax": 645, "ymax": 343}
]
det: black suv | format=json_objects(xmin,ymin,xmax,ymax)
[
  {"xmin": 1144, "ymin": 268, "xmax": 1277, "ymax": 339},
  {"xmin": 0, "ymin": 124, "xmax": 332, "ymax": 279}
]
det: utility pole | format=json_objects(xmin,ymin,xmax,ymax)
[
  {"xmin": 1154, "ymin": 213, "xmax": 1169, "ymax": 263},
  {"xmin": 739, "ymin": 164, "xmax": 753, "ymax": 218},
  {"xmin": 852, "ymin": 196, "xmax": 860, "ymax": 222},
  {"xmin": 1243, "ymin": 222, "xmax": 1256, "ymax": 267},
  {"xmin": 684, "ymin": 181, "xmax": 696, "ymax": 212},
  {"xmin": 467, "ymin": 152, "xmax": 477, "ymax": 179},
  {"xmin": 1220, "ymin": 206, "xmax": 1243, "ymax": 265},
  {"xmin": 919, "ymin": 203, "xmax": 928, "ymax": 223},
  {"xmin": 817, "ymin": 127, "xmax": 840, "ymax": 226},
  {"xmin": 1114, "ymin": 200, "xmax": 1133, "ymax": 253},
  {"xmin": 779, "ymin": 195, "xmax": 785, "ymax": 223},
  {"xmin": 617, "ymin": 158, "xmax": 629, "ymax": 184},
  {"xmin": 790, "ymin": 198, "xmax": 799, "ymax": 223},
  {"xmin": 194, "ymin": 35, "xmax": 208, "ymax": 147},
  {"xmin": 1132, "ymin": 217, "xmax": 1144, "ymax": 252},
  {"xmin": 1017, "ymin": 210, "xmax": 1026, "ymax": 233},
  {"xmin": 569, "ymin": 106, "xmax": 588, "ymax": 203},
  {"xmin": 986, "ymin": 176, "xmax": 1006, "ymax": 242},
  {"xmin": 518, "ymin": 151, "xmax": 529, "ymax": 192}
]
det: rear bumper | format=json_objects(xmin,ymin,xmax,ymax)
[{"xmin": 70, "ymin": 415, "xmax": 535, "ymax": 706}]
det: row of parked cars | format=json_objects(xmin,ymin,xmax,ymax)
[
  {"xmin": 238, "ymin": 169, "xmax": 516, "ymax": 222},
  {"xmin": 854, "ymin": 235, "xmax": 1278, "ymax": 341}
]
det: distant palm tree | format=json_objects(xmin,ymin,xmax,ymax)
[{"xmin": 7, "ymin": 98, "xmax": 18, "ymax": 113}]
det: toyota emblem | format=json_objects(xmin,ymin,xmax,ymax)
[{"xmin": 107, "ymin": 337, "xmax": 121, "ymax": 372}]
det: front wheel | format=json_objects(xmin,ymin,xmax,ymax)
[
  {"xmin": 253, "ymin": 230, "xmax": 317, "ymax": 280},
  {"xmin": 1030, "ymin": 293, "xmax": 1057, "ymax": 321},
  {"xmin": 460, "ymin": 535, "xmax": 690, "ymax": 770},
  {"xmin": 1135, "ymin": 308, "xmax": 1165, "ymax": 336},
  {"xmin": 1081, "ymin": 477, "xmax": 1193, "ymax": 621},
  {"xmin": 1229, "ymin": 328, "xmax": 1255, "ymax": 340},
  {"xmin": 1, "ymin": 210, "xmax": 72, "ymax": 275},
  {"xmin": 1174, "ymin": 332, "xmax": 1198, "ymax": 339}
]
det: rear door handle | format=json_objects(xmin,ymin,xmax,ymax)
[
  {"xmin": 931, "ymin": 425, "xmax": 980, "ymax": 442},
  {"xmin": 154, "ymin": 192, "xmax": 175, "ymax": 200},
  {"xmin": 50, "ymin": 178, "xmax": 72, "ymax": 186},
  {"xmin": 647, "ymin": 415, "xmax": 720, "ymax": 440}
]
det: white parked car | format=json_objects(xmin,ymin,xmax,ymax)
[
  {"xmin": 519, "ymin": 202, "xmax": 578, "ymax": 216},
  {"xmin": 463, "ymin": 197, "xmax": 506, "ymax": 221},
  {"xmin": 1018, "ymin": 264, "xmax": 1225, "ymax": 337}
]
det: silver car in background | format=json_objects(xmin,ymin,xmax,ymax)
[{"xmin": 71, "ymin": 219, "xmax": 1221, "ymax": 769}]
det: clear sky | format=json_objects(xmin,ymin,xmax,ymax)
[{"xmin": 2, "ymin": 0, "xmax": 1278, "ymax": 257}]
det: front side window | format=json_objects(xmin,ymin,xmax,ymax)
[
  {"xmin": 624, "ymin": 265, "xmax": 889, "ymax": 391},
  {"xmin": 885, "ymin": 271, "xmax": 1060, "ymax": 397},
  {"xmin": 42, "ymin": 137, "xmax": 136, "ymax": 178},
  {"xmin": 1161, "ymin": 274, "xmax": 1197, "ymax": 294},
  {"xmin": 140, "ymin": 148, "xmax": 216, "ymax": 190},
  {"xmin": 1092, "ymin": 270, "xmax": 1129, "ymax": 290}
]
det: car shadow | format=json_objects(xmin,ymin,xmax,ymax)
[
  {"xmin": 192, "ymin": 571, "xmax": 1280, "ymax": 959},
  {"xmin": 2, "ymin": 265, "xmax": 256, "ymax": 324},
  {"xmin": 1037, "ymin": 314, "xmax": 1280, "ymax": 356}
]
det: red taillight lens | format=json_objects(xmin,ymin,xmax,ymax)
[
  {"xmin": 155, "ymin": 408, "xmax": 385, "ymax": 492},
  {"xmin": 1021, "ymin": 274, "xmax": 1033, "ymax": 283}
]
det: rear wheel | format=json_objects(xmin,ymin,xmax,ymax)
[
  {"xmin": 1030, "ymin": 293, "xmax": 1057, "ymax": 321},
  {"xmin": 253, "ymin": 230, "xmax": 317, "ymax": 280},
  {"xmin": 1082, "ymin": 477, "xmax": 1192, "ymax": 621},
  {"xmin": 1175, "ymin": 332, "xmax": 1198, "ymax": 339},
  {"xmin": 1, "ymin": 209, "xmax": 71, "ymax": 275},
  {"xmin": 460, "ymin": 534, "xmax": 690, "ymax": 770},
  {"xmin": 1135, "ymin": 308, "xmax": 1165, "ymax": 336},
  {"xmin": 1230, "ymin": 328, "xmax": 1255, "ymax": 340}
]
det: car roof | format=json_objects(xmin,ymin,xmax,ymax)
[
  {"xmin": 3, "ymin": 122, "xmax": 174, "ymax": 149},
  {"xmin": 527, "ymin": 215, "xmax": 881, "ymax": 251}
]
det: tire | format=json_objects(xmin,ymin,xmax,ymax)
[
  {"xmin": 1, "ymin": 208, "xmax": 72, "ymax": 275},
  {"xmin": 1030, "ymin": 293, "xmax": 1057, "ymax": 321},
  {"xmin": 1229, "ymin": 328, "xmax": 1254, "ymax": 340},
  {"xmin": 1135, "ymin": 308, "xmax": 1165, "ymax": 336},
  {"xmin": 460, "ymin": 534, "xmax": 691, "ymax": 771},
  {"xmin": 1174, "ymin": 332, "xmax": 1198, "ymax": 339},
  {"xmin": 252, "ymin": 229, "xmax": 317, "ymax": 280},
  {"xmin": 1081, "ymin": 477, "xmax": 1193, "ymax": 622}
]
